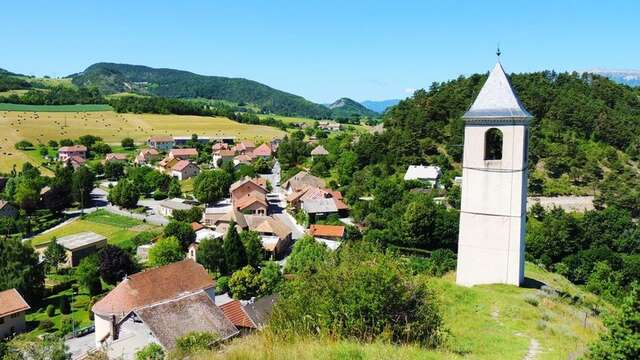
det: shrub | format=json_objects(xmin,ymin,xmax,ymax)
[
  {"xmin": 174, "ymin": 331, "xmax": 219, "ymax": 356},
  {"xmin": 271, "ymin": 242, "xmax": 443, "ymax": 347},
  {"xmin": 46, "ymin": 304, "xmax": 55, "ymax": 317},
  {"xmin": 59, "ymin": 316, "xmax": 73, "ymax": 335},
  {"xmin": 38, "ymin": 319, "xmax": 55, "ymax": 331},
  {"xmin": 131, "ymin": 231, "xmax": 157, "ymax": 247},
  {"xmin": 152, "ymin": 191, "xmax": 167, "ymax": 200},
  {"xmin": 524, "ymin": 295, "xmax": 539, "ymax": 307},
  {"xmin": 229, "ymin": 266, "xmax": 260, "ymax": 300},
  {"xmin": 135, "ymin": 343, "xmax": 164, "ymax": 360},
  {"xmin": 215, "ymin": 276, "xmax": 230, "ymax": 294},
  {"xmin": 59, "ymin": 296, "xmax": 71, "ymax": 315}
]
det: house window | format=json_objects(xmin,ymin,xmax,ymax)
[
  {"xmin": 0, "ymin": 317, "xmax": 4, "ymax": 324},
  {"xmin": 484, "ymin": 128, "xmax": 503, "ymax": 160}
]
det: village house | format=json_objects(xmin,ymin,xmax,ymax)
[
  {"xmin": 168, "ymin": 148, "xmax": 198, "ymax": 160},
  {"xmin": 35, "ymin": 232, "xmax": 108, "ymax": 267},
  {"xmin": 203, "ymin": 207, "xmax": 293, "ymax": 259},
  {"xmin": 213, "ymin": 149, "xmax": 236, "ymax": 168},
  {"xmin": 234, "ymin": 153, "xmax": 254, "ymax": 167},
  {"xmin": 318, "ymin": 121, "xmax": 341, "ymax": 132},
  {"xmin": 66, "ymin": 155, "xmax": 87, "ymax": 169},
  {"xmin": 308, "ymin": 224, "xmax": 345, "ymax": 250},
  {"xmin": 147, "ymin": 136, "xmax": 175, "ymax": 151},
  {"xmin": 157, "ymin": 199, "xmax": 193, "ymax": 218},
  {"xmin": 92, "ymin": 260, "xmax": 239, "ymax": 358},
  {"xmin": 310, "ymin": 145, "xmax": 329, "ymax": 158},
  {"xmin": 104, "ymin": 153, "xmax": 128, "ymax": 163},
  {"xmin": 134, "ymin": 148, "xmax": 160, "ymax": 165},
  {"xmin": 244, "ymin": 214, "xmax": 292, "ymax": 259},
  {"xmin": 170, "ymin": 160, "xmax": 199, "ymax": 180},
  {"xmin": 0, "ymin": 200, "xmax": 18, "ymax": 218},
  {"xmin": 287, "ymin": 186, "xmax": 348, "ymax": 221},
  {"xmin": 233, "ymin": 140, "xmax": 256, "ymax": 155},
  {"xmin": 187, "ymin": 222, "xmax": 223, "ymax": 260},
  {"xmin": 58, "ymin": 144, "xmax": 87, "ymax": 162},
  {"xmin": 230, "ymin": 177, "xmax": 269, "ymax": 216},
  {"xmin": 282, "ymin": 171, "xmax": 325, "ymax": 194},
  {"xmin": 403, "ymin": 165, "xmax": 442, "ymax": 188},
  {"xmin": 0, "ymin": 289, "xmax": 30, "ymax": 339},
  {"xmin": 252, "ymin": 143, "xmax": 272, "ymax": 159}
]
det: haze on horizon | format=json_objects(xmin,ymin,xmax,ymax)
[{"xmin": 3, "ymin": 0, "xmax": 639, "ymax": 103}]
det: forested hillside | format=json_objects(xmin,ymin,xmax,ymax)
[{"xmin": 70, "ymin": 63, "xmax": 332, "ymax": 118}]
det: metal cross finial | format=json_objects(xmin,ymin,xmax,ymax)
[{"xmin": 496, "ymin": 44, "xmax": 501, "ymax": 59}]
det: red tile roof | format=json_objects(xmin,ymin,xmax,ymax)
[
  {"xmin": 0, "ymin": 288, "xmax": 30, "ymax": 318},
  {"xmin": 219, "ymin": 300, "xmax": 256, "ymax": 328},
  {"xmin": 252, "ymin": 143, "xmax": 272, "ymax": 157},
  {"xmin": 92, "ymin": 260, "xmax": 214, "ymax": 318},
  {"xmin": 309, "ymin": 224, "xmax": 345, "ymax": 238},
  {"xmin": 171, "ymin": 160, "xmax": 194, "ymax": 172}
]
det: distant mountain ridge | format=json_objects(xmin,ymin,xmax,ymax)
[
  {"xmin": 360, "ymin": 99, "xmax": 401, "ymax": 113},
  {"xmin": 585, "ymin": 68, "xmax": 640, "ymax": 87},
  {"xmin": 326, "ymin": 97, "xmax": 378, "ymax": 118},
  {"xmin": 70, "ymin": 62, "xmax": 332, "ymax": 118}
]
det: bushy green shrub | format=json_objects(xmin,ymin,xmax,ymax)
[
  {"xmin": 215, "ymin": 276, "xmax": 230, "ymax": 294},
  {"xmin": 135, "ymin": 343, "xmax": 164, "ymax": 360},
  {"xmin": 59, "ymin": 296, "xmax": 71, "ymax": 315},
  {"xmin": 46, "ymin": 304, "xmax": 55, "ymax": 317},
  {"xmin": 271, "ymin": 242, "xmax": 443, "ymax": 347},
  {"xmin": 174, "ymin": 331, "xmax": 218, "ymax": 356}
]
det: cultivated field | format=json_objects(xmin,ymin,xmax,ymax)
[{"xmin": 0, "ymin": 110, "xmax": 286, "ymax": 172}]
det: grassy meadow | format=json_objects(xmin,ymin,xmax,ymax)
[
  {"xmin": 30, "ymin": 209, "xmax": 157, "ymax": 248},
  {"xmin": 0, "ymin": 110, "xmax": 287, "ymax": 173},
  {"xmin": 200, "ymin": 263, "xmax": 604, "ymax": 360}
]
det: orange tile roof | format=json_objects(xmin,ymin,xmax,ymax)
[
  {"xmin": 219, "ymin": 300, "xmax": 256, "ymax": 328},
  {"xmin": 191, "ymin": 222, "xmax": 205, "ymax": 231},
  {"xmin": 92, "ymin": 260, "xmax": 214, "ymax": 318},
  {"xmin": 235, "ymin": 193, "xmax": 268, "ymax": 211},
  {"xmin": 309, "ymin": 224, "xmax": 345, "ymax": 238},
  {"xmin": 0, "ymin": 289, "xmax": 30, "ymax": 318}
]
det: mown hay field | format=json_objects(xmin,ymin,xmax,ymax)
[{"xmin": 0, "ymin": 110, "xmax": 286, "ymax": 173}]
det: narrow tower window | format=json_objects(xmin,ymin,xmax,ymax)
[{"xmin": 484, "ymin": 128, "xmax": 503, "ymax": 160}]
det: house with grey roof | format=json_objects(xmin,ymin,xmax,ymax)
[{"xmin": 35, "ymin": 232, "xmax": 107, "ymax": 267}]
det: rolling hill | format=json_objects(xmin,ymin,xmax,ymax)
[
  {"xmin": 70, "ymin": 63, "xmax": 332, "ymax": 118},
  {"xmin": 327, "ymin": 97, "xmax": 379, "ymax": 118}
]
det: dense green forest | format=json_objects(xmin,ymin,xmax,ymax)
[{"xmin": 70, "ymin": 63, "xmax": 332, "ymax": 118}]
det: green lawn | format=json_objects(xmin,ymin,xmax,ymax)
[
  {"xmin": 31, "ymin": 209, "xmax": 157, "ymax": 248},
  {"xmin": 25, "ymin": 287, "xmax": 93, "ymax": 338},
  {"xmin": 0, "ymin": 103, "xmax": 113, "ymax": 112}
]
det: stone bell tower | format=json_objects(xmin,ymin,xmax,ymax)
[{"xmin": 455, "ymin": 57, "xmax": 532, "ymax": 286}]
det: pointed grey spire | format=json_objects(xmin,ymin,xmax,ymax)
[{"xmin": 463, "ymin": 62, "xmax": 532, "ymax": 121}]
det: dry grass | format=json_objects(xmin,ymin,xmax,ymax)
[{"xmin": 0, "ymin": 111, "xmax": 286, "ymax": 172}]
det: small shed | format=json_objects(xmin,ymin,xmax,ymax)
[{"xmin": 56, "ymin": 232, "xmax": 108, "ymax": 267}]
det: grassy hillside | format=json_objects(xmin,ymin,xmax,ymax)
[
  {"xmin": 0, "ymin": 110, "xmax": 286, "ymax": 173},
  {"xmin": 328, "ymin": 97, "xmax": 379, "ymax": 118},
  {"xmin": 198, "ymin": 264, "xmax": 604, "ymax": 360},
  {"xmin": 70, "ymin": 63, "xmax": 332, "ymax": 118}
]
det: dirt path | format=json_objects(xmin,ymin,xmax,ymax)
[{"xmin": 523, "ymin": 338, "xmax": 541, "ymax": 360}]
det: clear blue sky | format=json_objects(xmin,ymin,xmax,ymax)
[{"xmin": 4, "ymin": 0, "xmax": 639, "ymax": 103}]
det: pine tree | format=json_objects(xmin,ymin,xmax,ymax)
[{"xmin": 223, "ymin": 221, "xmax": 247, "ymax": 274}]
